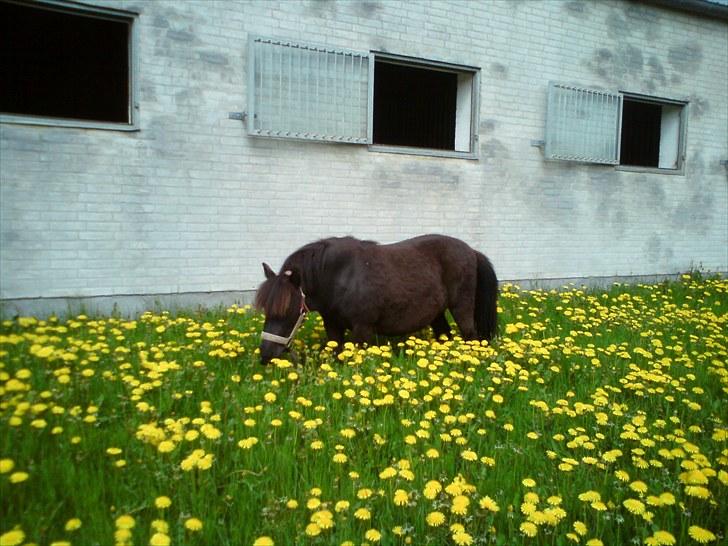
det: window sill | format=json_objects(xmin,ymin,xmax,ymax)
[
  {"xmin": 0, "ymin": 113, "xmax": 139, "ymax": 132},
  {"xmin": 369, "ymin": 144, "xmax": 477, "ymax": 160},
  {"xmin": 616, "ymin": 164, "xmax": 684, "ymax": 176}
]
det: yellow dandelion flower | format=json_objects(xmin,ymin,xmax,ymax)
[
  {"xmin": 286, "ymin": 499, "xmax": 298, "ymax": 509},
  {"xmin": 253, "ymin": 537, "xmax": 274, "ymax": 546},
  {"xmin": 332, "ymin": 453, "xmax": 348, "ymax": 464},
  {"xmin": 452, "ymin": 530, "xmax": 474, "ymax": 545},
  {"xmin": 0, "ymin": 530, "xmax": 25, "ymax": 546},
  {"xmin": 149, "ymin": 532, "xmax": 171, "ymax": 546},
  {"xmin": 623, "ymin": 498, "xmax": 645, "ymax": 515},
  {"xmin": 658, "ymin": 492, "xmax": 675, "ymax": 505},
  {"xmin": 151, "ymin": 520, "xmax": 169, "ymax": 533},
  {"xmin": 379, "ymin": 467, "xmax": 397, "ymax": 479},
  {"xmin": 578, "ymin": 491, "xmax": 601, "ymax": 503},
  {"xmin": 311, "ymin": 510, "xmax": 334, "ymax": 529},
  {"xmin": 688, "ymin": 525, "xmax": 717, "ymax": 543},
  {"xmin": 524, "ymin": 492, "xmax": 539, "ymax": 505},
  {"xmin": 354, "ymin": 507, "xmax": 371, "ymax": 520},
  {"xmin": 573, "ymin": 521, "xmax": 588, "ymax": 536},
  {"xmin": 451, "ymin": 495, "xmax": 470, "ymax": 515},
  {"xmin": 684, "ymin": 486, "xmax": 711, "ymax": 499},
  {"xmin": 304, "ymin": 523, "xmax": 321, "ymax": 537},
  {"xmin": 423, "ymin": 480, "xmax": 442, "ymax": 499},
  {"xmin": 547, "ymin": 496, "xmax": 562, "ymax": 506},
  {"xmin": 64, "ymin": 518, "xmax": 82, "ymax": 531},
  {"xmin": 585, "ymin": 539, "xmax": 603, "ymax": 546},
  {"xmin": 334, "ymin": 500, "xmax": 349, "ymax": 512},
  {"xmin": 651, "ymin": 531, "xmax": 676, "ymax": 545},
  {"xmin": 522, "ymin": 478, "xmax": 536, "ymax": 488},
  {"xmin": 157, "ymin": 441, "xmax": 175, "ymax": 453},
  {"xmin": 364, "ymin": 529, "xmax": 381, "ymax": 542},
  {"xmin": 520, "ymin": 521, "xmax": 538, "ymax": 537},
  {"xmin": 461, "ymin": 449, "xmax": 478, "ymax": 461},
  {"xmin": 155, "ymin": 496, "xmax": 172, "ymax": 509},
  {"xmin": 115, "ymin": 515, "xmax": 136, "ymax": 529},
  {"xmin": 357, "ymin": 488, "xmax": 373, "ymax": 499},
  {"xmin": 426, "ymin": 511, "xmax": 446, "ymax": 527},
  {"xmin": 0, "ymin": 459, "xmax": 15, "ymax": 473},
  {"xmin": 393, "ymin": 489, "xmax": 409, "ymax": 506},
  {"xmin": 184, "ymin": 517, "xmax": 203, "ymax": 531},
  {"xmin": 8, "ymin": 472, "xmax": 28, "ymax": 484},
  {"xmin": 629, "ymin": 480, "xmax": 648, "ymax": 494},
  {"xmin": 479, "ymin": 495, "xmax": 500, "ymax": 512}
]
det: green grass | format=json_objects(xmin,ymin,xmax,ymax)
[{"xmin": 0, "ymin": 273, "xmax": 726, "ymax": 546}]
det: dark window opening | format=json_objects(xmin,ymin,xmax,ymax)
[
  {"xmin": 373, "ymin": 61, "xmax": 457, "ymax": 150},
  {"xmin": 620, "ymin": 99, "xmax": 662, "ymax": 167},
  {"xmin": 0, "ymin": 1, "xmax": 131, "ymax": 123}
]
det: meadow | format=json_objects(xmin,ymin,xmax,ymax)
[{"xmin": 0, "ymin": 273, "xmax": 726, "ymax": 546}]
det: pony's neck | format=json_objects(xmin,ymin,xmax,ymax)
[{"xmin": 282, "ymin": 241, "xmax": 327, "ymax": 298}]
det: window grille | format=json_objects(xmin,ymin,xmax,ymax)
[
  {"xmin": 248, "ymin": 37, "xmax": 369, "ymax": 143},
  {"xmin": 545, "ymin": 82, "xmax": 622, "ymax": 165}
]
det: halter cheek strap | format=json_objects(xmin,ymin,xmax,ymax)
[{"xmin": 261, "ymin": 289, "xmax": 309, "ymax": 347}]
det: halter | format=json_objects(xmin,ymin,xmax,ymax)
[{"xmin": 260, "ymin": 288, "xmax": 309, "ymax": 347}]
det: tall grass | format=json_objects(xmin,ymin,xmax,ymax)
[{"xmin": 0, "ymin": 274, "xmax": 726, "ymax": 546}]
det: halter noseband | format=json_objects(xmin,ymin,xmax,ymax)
[{"xmin": 261, "ymin": 288, "xmax": 309, "ymax": 347}]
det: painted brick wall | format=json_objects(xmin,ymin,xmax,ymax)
[{"xmin": 1, "ymin": 0, "xmax": 726, "ymax": 309}]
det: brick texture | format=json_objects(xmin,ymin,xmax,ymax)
[{"xmin": 1, "ymin": 0, "xmax": 726, "ymax": 304}]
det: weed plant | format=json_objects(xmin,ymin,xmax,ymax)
[{"xmin": 0, "ymin": 274, "xmax": 726, "ymax": 546}]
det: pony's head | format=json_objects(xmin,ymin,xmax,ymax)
[{"xmin": 254, "ymin": 262, "xmax": 307, "ymax": 364}]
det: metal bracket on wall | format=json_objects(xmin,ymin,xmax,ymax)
[
  {"xmin": 228, "ymin": 112, "xmax": 247, "ymax": 122},
  {"xmin": 720, "ymin": 159, "xmax": 728, "ymax": 168},
  {"xmin": 531, "ymin": 140, "xmax": 545, "ymax": 148}
]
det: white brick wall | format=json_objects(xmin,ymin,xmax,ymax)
[{"xmin": 1, "ymin": 0, "xmax": 727, "ymax": 311}]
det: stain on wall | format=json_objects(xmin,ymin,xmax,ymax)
[
  {"xmin": 668, "ymin": 43, "xmax": 703, "ymax": 75},
  {"xmin": 490, "ymin": 63, "xmax": 508, "ymax": 79}
]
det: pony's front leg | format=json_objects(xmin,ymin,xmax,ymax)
[
  {"xmin": 351, "ymin": 324, "xmax": 376, "ymax": 346},
  {"xmin": 322, "ymin": 318, "xmax": 345, "ymax": 352}
]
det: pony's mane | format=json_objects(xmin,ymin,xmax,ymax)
[
  {"xmin": 283, "ymin": 237, "xmax": 376, "ymax": 285},
  {"xmin": 254, "ymin": 275, "xmax": 298, "ymax": 318},
  {"xmin": 256, "ymin": 237, "xmax": 379, "ymax": 317}
]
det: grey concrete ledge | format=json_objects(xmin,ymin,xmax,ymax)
[{"xmin": 1, "ymin": 271, "xmax": 724, "ymax": 319}]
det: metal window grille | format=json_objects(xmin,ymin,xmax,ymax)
[
  {"xmin": 545, "ymin": 82, "xmax": 622, "ymax": 165},
  {"xmin": 248, "ymin": 37, "xmax": 369, "ymax": 143}
]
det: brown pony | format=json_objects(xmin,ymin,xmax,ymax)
[{"xmin": 255, "ymin": 234, "xmax": 498, "ymax": 364}]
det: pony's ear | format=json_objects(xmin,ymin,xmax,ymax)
[
  {"xmin": 262, "ymin": 262, "xmax": 276, "ymax": 280},
  {"xmin": 283, "ymin": 269, "xmax": 301, "ymax": 287}
]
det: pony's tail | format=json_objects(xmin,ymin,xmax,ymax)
[{"xmin": 474, "ymin": 251, "xmax": 498, "ymax": 341}]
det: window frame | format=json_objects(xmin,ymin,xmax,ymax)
[
  {"xmin": 247, "ymin": 35, "xmax": 369, "ymax": 144},
  {"xmin": 616, "ymin": 91, "xmax": 688, "ymax": 175},
  {"xmin": 367, "ymin": 51, "xmax": 480, "ymax": 160},
  {"xmin": 544, "ymin": 82, "xmax": 688, "ymax": 174},
  {"xmin": 0, "ymin": 0, "xmax": 140, "ymax": 132},
  {"xmin": 246, "ymin": 36, "xmax": 480, "ymax": 160}
]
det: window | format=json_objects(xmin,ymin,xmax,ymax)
[
  {"xmin": 0, "ymin": 0, "xmax": 137, "ymax": 129},
  {"xmin": 371, "ymin": 55, "xmax": 477, "ymax": 155},
  {"xmin": 620, "ymin": 96, "xmax": 685, "ymax": 169},
  {"xmin": 247, "ymin": 37, "xmax": 479, "ymax": 158},
  {"xmin": 544, "ymin": 82, "xmax": 687, "ymax": 172}
]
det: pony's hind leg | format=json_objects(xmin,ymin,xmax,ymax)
[
  {"xmin": 431, "ymin": 312, "xmax": 450, "ymax": 339},
  {"xmin": 449, "ymin": 301, "xmax": 478, "ymax": 340}
]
